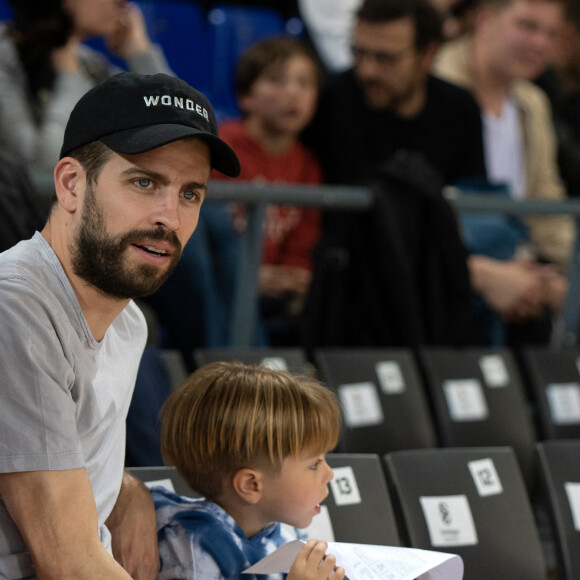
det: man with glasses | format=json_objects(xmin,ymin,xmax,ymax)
[
  {"xmin": 304, "ymin": 0, "xmax": 569, "ymax": 346},
  {"xmin": 305, "ymin": 0, "xmax": 487, "ymax": 186},
  {"xmin": 301, "ymin": 0, "xmax": 487, "ymax": 348}
]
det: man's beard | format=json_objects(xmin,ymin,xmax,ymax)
[
  {"xmin": 361, "ymin": 69, "xmax": 424, "ymax": 114},
  {"xmin": 71, "ymin": 183, "xmax": 182, "ymax": 299}
]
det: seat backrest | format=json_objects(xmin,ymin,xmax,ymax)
[
  {"xmin": 205, "ymin": 4, "xmax": 287, "ymax": 119},
  {"xmin": 520, "ymin": 346, "xmax": 580, "ymax": 440},
  {"xmin": 139, "ymin": 0, "xmax": 211, "ymax": 92},
  {"xmin": 158, "ymin": 348, "xmax": 188, "ymax": 389},
  {"xmin": 536, "ymin": 439, "xmax": 580, "ymax": 580},
  {"xmin": 314, "ymin": 348, "xmax": 437, "ymax": 455},
  {"xmin": 128, "ymin": 465, "xmax": 200, "ymax": 498},
  {"xmin": 384, "ymin": 447, "xmax": 547, "ymax": 580},
  {"xmin": 418, "ymin": 346, "xmax": 537, "ymax": 489},
  {"xmin": 284, "ymin": 453, "xmax": 401, "ymax": 546},
  {"xmin": 0, "ymin": 0, "xmax": 11, "ymax": 21},
  {"xmin": 193, "ymin": 347, "xmax": 311, "ymax": 375}
]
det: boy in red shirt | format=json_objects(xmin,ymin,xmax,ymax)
[{"xmin": 215, "ymin": 36, "xmax": 323, "ymax": 345}]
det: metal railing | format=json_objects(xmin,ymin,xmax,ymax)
[
  {"xmin": 206, "ymin": 182, "xmax": 373, "ymax": 346},
  {"xmin": 206, "ymin": 182, "xmax": 580, "ymax": 348}
]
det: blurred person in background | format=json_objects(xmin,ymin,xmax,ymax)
[
  {"xmin": 434, "ymin": 0, "xmax": 572, "ymax": 344},
  {"xmin": 0, "ymin": 0, "xmax": 171, "ymax": 173},
  {"xmin": 215, "ymin": 35, "xmax": 324, "ymax": 346},
  {"xmin": 536, "ymin": 0, "xmax": 580, "ymax": 197}
]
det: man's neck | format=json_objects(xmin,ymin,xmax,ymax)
[
  {"xmin": 68, "ymin": 280, "xmax": 130, "ymax": 343},
  {"xmin": 471, "ymin": 37, "xmax": 513, "ymax": 117},
  {"xmin": 213, "ymin": 494, "xmax": 269, "ymax": 540}
]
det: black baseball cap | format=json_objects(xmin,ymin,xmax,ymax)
[{"xmin": 60, "ymin": 72, "xmax": 241, "ymax": 177}]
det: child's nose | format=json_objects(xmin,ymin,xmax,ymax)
[{"xmin": 324, "ymin": 462, "xmax": 334, "ymax": 484}]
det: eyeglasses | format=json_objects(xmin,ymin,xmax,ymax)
[{"xmin": 351, "ymin": 45, "xmax": 416, "ymax": 67}]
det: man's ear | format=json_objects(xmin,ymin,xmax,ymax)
[
  {"xmin": 53, "ymin": 157, "xmax": 85, "ymax": 214},
  {"xmin": 232, "ymin": 468, "xmax": 263, "ymax": 505}
]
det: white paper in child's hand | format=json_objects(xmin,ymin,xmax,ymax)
[{"xmin": 242, "ymin": 540, "xmax": 464, "ymax": 580}]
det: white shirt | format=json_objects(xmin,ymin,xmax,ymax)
[{"xmin": 482, "ymin": 97, "xmax": 526, "ymax": 199}]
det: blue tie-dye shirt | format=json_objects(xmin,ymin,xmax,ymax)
[{"xmin": 153, "ymin": 486, "xmax": 294, "ymax": 580}]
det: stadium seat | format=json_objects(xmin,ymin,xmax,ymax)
[
  {"xmin": 0, "ymin": 0, "xmax": 11, "ymax": 21},
  {"xmin": 205, "ymin": 4, "xmax": 287, "ymax": 120},
  {"xmin": 520, "ymin": 346, "xmax": 580, "ymax": 440},
  {"xmin": 139, "ymin": 0, "xmax": 211, "ymax": 92},
  {"xmin": 313, "ymin": 347, "xmax": 438, "ymax": 455},
  {"xmin": 536, "ymin": 439, "xmax": 580, "ymax": 580},
  {"xmin": 128, "ymin": 465, "xmax": 199, "ymax": 497},
  {"xmin": 193, "ymin": 346, "xmax": 311, "ymax": 375},
  {"xmin": 384, "ymin": 447, "xmax": 547, "ymax": 580},
  {"xmin": 418, "ymin": 346, "xmax": 538, "ymax": 490},
  {"xmin": 158, "ymin": 348, "xmax": 188, "ymax": 389}
]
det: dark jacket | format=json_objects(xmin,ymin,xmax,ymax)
[
  {"xmin": 303, "ymin": 150, "xmax": 476, "ymax": 349},
  {"xmin": 0, "ymin": 155, "xmax": 48, "ymax": 253}
]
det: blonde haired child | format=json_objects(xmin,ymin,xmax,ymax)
[{"xmin": 153, "ymin": 360, "xmax": 344, "ymax": 580}]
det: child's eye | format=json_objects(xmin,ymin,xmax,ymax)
[{"xmin": 310, "ymin": 459, "xmax": 324, "ymax": 470}]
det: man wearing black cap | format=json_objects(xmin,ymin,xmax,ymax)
[{"xmin": 0, "ymin": 72, "xmax": 240, "ymax": 579}]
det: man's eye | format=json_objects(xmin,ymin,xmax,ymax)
[
  {"xmin": 184, "ymin": 190, "xmax": 198, "ymax": 201},
  {"xmin": 137, "ymin": 178, "xmax": 151, "ymax": 188}
]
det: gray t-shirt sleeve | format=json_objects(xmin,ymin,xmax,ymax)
[{"xmin": 0, "ymin": 277, "xmax": 84, "ymax": 473}]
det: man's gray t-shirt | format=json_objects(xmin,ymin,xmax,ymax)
[{"xmin": 0, "ymin": 232, "xmax": 147, "ymax": 579}]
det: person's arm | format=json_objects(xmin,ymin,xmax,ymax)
[
  {"xmin": 105, "ymin": 2, "xmax": 172, "ymax": 75},
  {"xmin": 0, "ymin": 468, "xmax": 133, "ymax": 579},
  {"xmin": 106, "ymin": 471, "xmax": 160, "ymax": 580},
  {"xmin": 0, "ymin": 31, "xmax": 89, "ymax": 173},
  {"xmin": 524, "ymin": 89, "xmax": 574, "ymax": 270}
]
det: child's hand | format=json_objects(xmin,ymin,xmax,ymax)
[{"xmin": 287, "ymin": 539, "xmax": 345, "ymax": 580}]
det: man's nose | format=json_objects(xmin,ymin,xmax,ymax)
[{"xmin": 152, "ymin": 192, "xmax": 181, "ymax": 231}]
